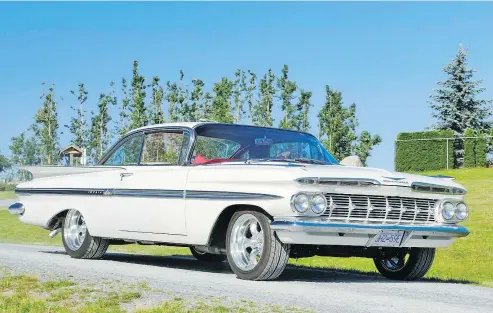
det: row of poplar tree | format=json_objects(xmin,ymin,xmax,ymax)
[{"xmin": 6, "ymin": 62, "xmax": 382, "ymax": 167}]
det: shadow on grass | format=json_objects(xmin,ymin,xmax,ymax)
[{"xmin": 41, "ymin": 249, "xmax": 476, "ymax": 285}]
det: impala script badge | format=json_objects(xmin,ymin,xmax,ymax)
[{"xmin": 381, "ymin": 176, "xmax": 409, "ymax": 185}]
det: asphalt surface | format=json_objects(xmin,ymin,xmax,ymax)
[
  {"xmin": 0, "ymin": 198, "xmax": 17, "ymax": 208},
  {"xmin": 0, "ymin": 243, "xmax": 492, "ymax": 312}
]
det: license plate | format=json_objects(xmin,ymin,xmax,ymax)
[{"xmin": 371, "ymin": 230, "xmax": 405, "ymax": 247}]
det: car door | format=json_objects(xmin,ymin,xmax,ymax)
[{"xmin": 111, "ymin": 128, "xmax": 191, "ymax": 236}]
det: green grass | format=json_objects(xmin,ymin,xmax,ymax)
[
  {"xmin": 0, "ymin": 191, "xmax": 16, "ymax": 200},
  {"xmin": 0, "ymin": 274, "xmax": 310, "ymax": 313},
  {"xmin": 1, "ymin": 168, "xmax": 492, "ymax": 286}
]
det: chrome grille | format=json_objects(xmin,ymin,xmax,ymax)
[{"xmin": 323, "ymin": 193, "xmax": 437, "ymax": 224}]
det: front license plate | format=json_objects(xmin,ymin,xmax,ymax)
[{"xmin": 371, "ymin": 230, "xmax": 405, "ymax": 247}]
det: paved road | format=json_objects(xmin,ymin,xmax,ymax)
[
  {"xmin": 0, "ymin": 198, "xmax": 17, "ymax": 208},
  {"xmin": 0, "ymin": 243, "xmax": 492, "ymax": 313}
]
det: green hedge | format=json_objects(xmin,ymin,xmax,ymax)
[
  {"xmin": 463, "ymin": 128, "xmax": 476, "ymax": 168},
  {"xmin": 395, "ymin": 130, "xmax": 454, "ymax": 172},
  {"xmin": 0, "ymin": 183, "xmax": 16, "ymax": 192},
  {"xmin": 476, "ymin": 131, "xmax": 488, "ymax": 167}
]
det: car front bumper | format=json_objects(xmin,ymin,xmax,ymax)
[{"xmin": 271, "ymin": 218, "xmax": 470, "ymax": 248}]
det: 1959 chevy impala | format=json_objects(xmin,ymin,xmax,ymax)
[{"xmin": 9, "ymin": 122, "xmax": 470, "ymax": 281}]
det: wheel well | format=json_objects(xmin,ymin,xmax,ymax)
[
  {"xmin": 45, "ymin": 209, "xmax": 69, "ymax": 230},
  {"xmin": 208, "ymin": 204, "xmax": 272, "ymax": 248}
]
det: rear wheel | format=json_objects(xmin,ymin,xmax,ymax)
[
  {"xmin": 374, "ymin": 248, "xmax": 435, "ymax": 281},
  {"xmin": 226, "ymin": 211, "xmax": 290, "ymax": 281},
  {"xmin": 190, "ymin": 246, "xmax": 226, "ymax": 262},
  {"xmin": 62, "ymin": 209, "xmax": 109, "ymax": 259}
]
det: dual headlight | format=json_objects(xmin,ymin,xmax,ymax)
[
  {"xmin": 437, "ymin": 200, "xmax": 468, "ymax": 223},
  {"xmin": 291, "ymin": 192, "xmax": 327, "ymax": 215}
]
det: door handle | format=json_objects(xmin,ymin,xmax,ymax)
[{"xmin": 120, "ymin": 172, "xmax": 133, "ymax": 181}]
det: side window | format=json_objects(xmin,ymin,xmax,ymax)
[
  {"xmin": 140, "ymin": 131, "xmax": 185, "ymax": 165},
  {"xmin": 193, "ymin": 136, "xmax": 240, "ymax": 160},
  {"xmin": 103, "ymin": 134, "xmax": 143, "ymax": 166}
]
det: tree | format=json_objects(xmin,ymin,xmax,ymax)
[
  {"xmin": 9, "ymin": 132, "xmax": 26, "ymax": 165},
  {"xmin": 116, "ymin": 77, "xmax": 131, "ymax": 136},
  {"xmin": 354, "ymin": 131, "xmax": 382, "ymax": 166},
  {"xmin": 232, "ymin": 69, "xmax": 247, "ymax": 123},
  {"xmin": 211, "ymin": 77, "xmax": 234, "ymax": 123},
  {"xmin": 277, "ymin": 65, "xmax": 297, "ymax": 129},
  {"xmin": 201, "ymin": 92, "xmax": 213, "ymax": 120},
  {"xmin": 429, "ymin": 44, "xmax": 493, "ymax": 166},
  {"xmin": 66, "ymin": 83, "xmax": 89, "ymax": 149},
  {"xmin": 149, "ymin": 76, "xmax": 165, "ymax": 124},
  {"xmin": 177, "ymin": 70, "xmax": 193, "ymax": 122},
  {"xmin": 246, "ymin": 71, "xmax": 257, "ymax": 122},
  {"xmin": 166, "ymin": 80, "xmax": 179, "ymax": 122},
  {"xmin": 0, "ymin": 151, "xmax": 10, "ymax": 172},
  {"xmin": 253, "ymin": 69, "xmax": 276, "ymax": 127},
  {"xmin": 129, "ymin": 60, "xmax": 147, "ymax": 129},
  {"xmin": 191, "ymin": 78, "xmax": 205, "ymax": 122},
  {"xmin": 89, "ymin": 82, "xmax": 116, "ymax": 161},
  {"xmin": 294, "ymin": 90, "xmax": 312, "ymax": 132},
  {"xmin": 34, "ymin": 83, "xmax": 60, "ymax": 165}
]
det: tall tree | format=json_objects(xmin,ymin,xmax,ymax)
[
  {"xmin": 294, "ymin": 90, "xmax": 312, "ymax": 132},
  {"xmin": 201, "ymin": 92, "xmax": 213, "ymax": 121},
  {"xmin": 66, "ymin": 83, "xmax": 89, "ymax": 149},
  {"xmin": 191, "ymin": 78, "xmax": 205, "ymax": 121},
  {"xmin": 246, "ymin": 71, "xmax": 257, "ymax": 121},
  {"xmin": 212, "ymin": 77, "xmax": 234, "ymax": 123},
  {"xmin": 177, "ymin": 70, "xmax": 193, "ymax": 122},
  {"xmin": 353, "ymin": 131, "xmax": 382, "ymax": 166},
  {"xmin": 89, "ymin": 82, "xmax": 116, "ymax": 161},
  {"xmin": 166, "ymin": 80, "xmax": 179, "ymax": 122},
  {"xmin": 253, "ymin": 69, "xmax": 276, "ymax": 127},
  {"xmin": 129, "ymin": 60, "xmax": 148, "ymax": 129},
  {"xmin": 277, "ymin": 65, "xmax": 297, "ymax": 129},
  {"xmin": 429, "ymin": 44, "xmax": 493, "ymax": 166},
  {"xmin": 232, "ymin": 69, "xmax": 247, "ymax": 123},
  {"xmin": 149, "ymin": 76, "xmax": 165, "ymax": 124},
  {"xmin": 34, "ymin": 83, "xmax": 60, "ymax": 165},
  {"xmin": 9, "ymin": 132, "xmax": 26, "ymax": 165},
  {"xmin": 116, "ymin": 77, "xmax": 131, "ymax": 136}
]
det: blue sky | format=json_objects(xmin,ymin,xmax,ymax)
[{"xmin": 1, "ymin": 1, "xmax": 492, "ymax": 170}]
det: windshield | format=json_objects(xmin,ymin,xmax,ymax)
[{"xmin": 191, "ymin": 124, "xmax": 339, "ymax": 165}]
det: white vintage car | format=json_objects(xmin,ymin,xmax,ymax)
[{"xmin": 9, "ymin": 122, "xmax": 470, "ymax": 281}]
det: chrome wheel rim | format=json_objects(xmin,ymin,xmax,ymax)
[
  {"xmin": 229, "ymin": 214, "xmax": 264, "ymax": 271},
  {"xmin": 64, "ymin": 210, "xmax": 87, "ymax": 251},
  {"xmin": 380, "ymin": 255, "xmax": 408, "ymax": 272}
]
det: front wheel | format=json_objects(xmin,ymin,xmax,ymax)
[
  {"xmin": 62, "ymin": 209, "xmax": 109, "ymax": 259},
  {"xmin": 374, "ymin": 248, "xmax": 435, "ymax": 281},
  {"xmin": 226, "ymin": 211, "xmax": 290, "ymax": 281}
]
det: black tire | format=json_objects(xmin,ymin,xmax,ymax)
[
  {"xmin": 61, "ymin": 209, "xmax": 109, "ymax": 259},
  {"xmin": 226, "ymin": 210, "xmax": 290, "ymax": 281},
  {"xmin": 374, "ymin": 248, "xmax": 435, "ymax": 281},
  {"xmin": 190, "ymin": 247, "xmax": 226, "ymax": 262}
]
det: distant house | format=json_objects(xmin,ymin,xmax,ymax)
[{"xmin": 60, "ymin": 145, "xmax": 86, "ymax": 166}]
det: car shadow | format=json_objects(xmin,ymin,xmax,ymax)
[{"xmin": 41, "ymin": 249, "xmax": 475, "ymax": 285}]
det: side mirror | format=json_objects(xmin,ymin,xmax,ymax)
[{"xmin": 340, "ymin": 155, "xmax": 364, "ymax": 167}]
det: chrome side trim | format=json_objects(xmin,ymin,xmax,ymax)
[
  {"xmin": 295, "ymin": 177, "xmax": 381, "ymax": 186},
  {"xmin": 411, "ymin": 182, "xmax": 467, "ymax": 195},
  {"xmin": 8, "ymin": 203, "xmax": 25, "ymax": 215},
  {"xmin": 14, "ymin": 188, "xmax": 281, "ymax": 200},
  {"xmin": 271, "ymin": 219, "xmax": 470, "ymax": 237}
]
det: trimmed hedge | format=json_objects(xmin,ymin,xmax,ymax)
[
  {"xmin": 476, "ymin": 131, "xmax": 488, "ymax": 167},
  {"xmin": 395, "ymin": 130, "xmax": 454, "ymax": 172},
  {"xmin": 463, "ymin": 128, "xmax": 476, "ymax": 168},
  {"xmin": 0, "ymin": 183, "xmax": 16, "ymax": 192}
]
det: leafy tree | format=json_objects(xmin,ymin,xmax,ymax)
[
  {"xmin": 166, "ymin": 80, "xmax": 179, "ymax": 122},
  {"xmin": 177, "ymin": 70, "xmax": 193, "ymax": 122},
  {"xmin": 253, "ymin": 69, "xmax": 276, "ymax": 127},
  {"xmin": 116, "ymin": 77, "xmax": 131, "ymax": 137},
  {"xmin": 34, "ymin": 83, "xmax": 60, "ymax": 165},
  {"xmin": 246, "ymin": 71, "xmax": 257, "ymax": 121},
  {"xmin": 66, "ymin": 83, "xmax": 89, "ymax": 149},
  {"xmin": 9, "ymin": 132, "xmax": 26, "ymax": 165},
  {"xmin": 149, "ymin": 76, "xmax": 165, "ymax": 124},
  {"xmin": 129, "ymin": 60, "xmax": 148, "ymax": 129},
  {"xmin": 232, "ymin": 69, "xmax": 247, "ymax": 123},
  {"xmin": 201, "ymin": 92, "xmax": 213, "ymax": 120},
  {"xmin": 277, "ymin": 65, "xmax": 297, "ymax": 129},
  {"xmin": 0, "ymin": 151, "xmax": 10, "ymax": 172},
  {"xmin": 191, "ymin": 78, "xmax": 205, "ymax": 122},
  {"xmin": 212, "ymin": 77, "xmax": 234, "ymax": 123},
  {"xmin": 354, "ymin": 131, "xmax": 382, "ymax": 166},
  {"xmin": 429, "ymin": 44, "xmax": 493, "ymax": 166},
  {"xmin": 294, "ymin": 90, "xmax": 312, "ymax": 132},
  {"xmin": 89, "ymin": 82, "xmax": 116, "ymax": 161}
]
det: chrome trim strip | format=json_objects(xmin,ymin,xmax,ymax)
[
  {"xmin": 295, "ymin": 177, "xmax": 381, "ymax": 186},
  {"xmin": 411, "ymin": 182, "xmax": 467, "ymax": 195},
  {"xmin": 15, "ymin": 188, "xmax": 281, "ymax": 200},
  {"xmin": 271, "ymin": 219, "xmax": 470, "ymax": 237},
  {"xmin": 8, "ymin": 203, "xmax": 25, "ymax": 215}
]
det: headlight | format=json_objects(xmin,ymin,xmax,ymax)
[
  {"xmin": 442, "ymin": 201, "xmax": 455, "ymax": 220},
  {"xmin": 455, "ymin": 202, "xmax": 468, "ymax": 220},
  {"xmin": 310, "ymin": 194, "xmax": 327, "ymax": 215},
  {"xmin": 292, "ymin": 193, "xmax": 310, "ymax": 213}
]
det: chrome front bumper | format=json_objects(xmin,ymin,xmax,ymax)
[
  {"xmin": 8, "ymin": 203, "xmax": 25, "ymax": 215},
  {"xmin": 271, "ymin": 218, "xmax": 469, "ymax": 248}
]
